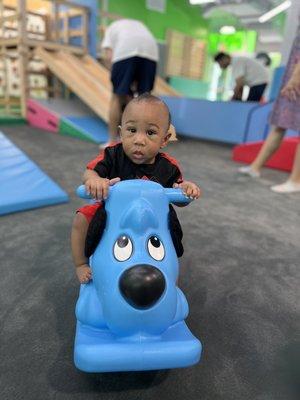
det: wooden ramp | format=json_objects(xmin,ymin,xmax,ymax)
[
  {"xmin": 36, "ymin": 47, "xmax": 110, "ymax": 122},
  {"xmin": 36, "ymin": 48, "xmax": 179, "ymax": 124}
]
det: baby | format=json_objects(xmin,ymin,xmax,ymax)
[{"xmin": 71, "ymin": 94, "xmax": 201, "ymax": 283}]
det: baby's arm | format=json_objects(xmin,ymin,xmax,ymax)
[{"xmin": 71, "ymin": 212, "xmax": 92, "ymax": 283}]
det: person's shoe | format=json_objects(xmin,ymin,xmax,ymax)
[
  {"xmin": 271, "ymin": 181, "xmax": 300, "ymax": 193},
  {"xmin": 238, "ymin": 165, "xmax": 261, "ymax": 178}
]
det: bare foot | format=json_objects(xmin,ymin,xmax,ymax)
[{"xmin": 76, "ymin": 265, "xmax": 92, "ymax": 283}]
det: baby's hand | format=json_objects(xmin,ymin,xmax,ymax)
[
  {"xmin": 85, "ymin": 176, "xmax": 120, "ymax": 200},
  {"xmin": 173, "ymin": 181, "xmax": 201, "ymax": 200},
  {"xmin": 76, "ymin": 264, "xmax": 92, "ymax": 284}
]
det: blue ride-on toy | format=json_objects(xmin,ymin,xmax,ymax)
[{"xmin": 74, "ymin": 179, "xmax": 202, "ymax": 372}]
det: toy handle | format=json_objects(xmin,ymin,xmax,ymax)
[
  {"xmin": 164, "ymin": 188, "xmax": 192, "ymax": 204},
  {"xmin": 76, "ymin": 184, "xmax": 192, "ymax": 203},
  {"xmin": 76, "ymin": 185, "xmax": 93, "ymax": 199}
]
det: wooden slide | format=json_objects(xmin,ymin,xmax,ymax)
[{"xmin": 36, "ymin": 47, "xmax": 179, "ymax": 124}]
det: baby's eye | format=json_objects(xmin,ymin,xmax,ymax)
[
  {"xmin": 126, "ymin": 127, "xmax": 136, "ymax": 133},
  {"xmin": 147, "ymin": 130, "xmax": 157, "ymax": 136}
]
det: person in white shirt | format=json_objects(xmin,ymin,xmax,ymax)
[
  {"xmin": 214, "ymin": 52, "xmax": 269, "ymax": 102},
  {"xmin": 101, "ymin": 19, "xmax": 159, "ymax": 146}
]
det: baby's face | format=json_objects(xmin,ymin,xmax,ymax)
[{"xmin": 120, "ymin": 101, "xmax": 170, "ymax": 165}]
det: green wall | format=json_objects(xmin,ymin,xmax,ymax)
[
  {"xmin": 208, "ymin": 31, "xmax": 257, "ymax": 54},
  {"xmin": 104, "ymin": 0, "xmax": 208, "ymax": 41}
]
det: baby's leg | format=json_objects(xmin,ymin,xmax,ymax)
[{"xmin": 71, "ymin": 212, "xmax": 91, "ymax": 283}]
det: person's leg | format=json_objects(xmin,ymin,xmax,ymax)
[
  {"xmin": 251, "ymin": 127, "xmax": 286, "ymax": 171},
  {"xmin": 247, "ymin": 84, "xmax": 267, "ymax": 102},
  {"xmin": 105, "ymin": 58, "xmax": 136, "ymax": 146},
  {"xmin": 289, "ymin": 142, "xmax": 300, "ymax": 183},
  {"xmin": 136, "ymin": 58, "xmax": 157, "ymax": 94},
  {"xmin": 239, "ymin": 126, "xmax": 286, "ymax": 176},
  {"xmin": 271, "ymin": 142, "xmax": 300, "ymax": 193},
  {"xmin": 108, "ymin": 93, "xmax": 127, "ymax": 140}
]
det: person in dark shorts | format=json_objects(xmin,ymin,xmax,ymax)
[
  {"xmin": 101, "ymin": 19, "xmax": 159, "ymax": 147},
  {"xmin": 214, "ymin": 52, "xmax": 269, "ymax": 102},
  {"xmin": 71, "ymin": 94, "xmax": 201, "ymax": 283}
]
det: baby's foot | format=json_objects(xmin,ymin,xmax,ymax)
[{"xmin": 76, "ymin": 265, "xmax": 92, "ymax": 284}]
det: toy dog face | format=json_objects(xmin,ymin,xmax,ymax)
[{"xmin": 86, "ymin": 180, "xmax": 184, "ymax": 337}]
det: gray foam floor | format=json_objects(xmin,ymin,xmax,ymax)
[
  {"xmin": 37, "ymin": 98, "xmax": 93, "ymax": 117},
  {"xmin": 0, "ymin": 125, "xmax": 299, "ymax": 400}
]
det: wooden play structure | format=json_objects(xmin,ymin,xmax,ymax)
[
  {"xmin": 0, "ymin": 0, "xmax": 89, "ymax": 117},
  {"xmin": 0, "ymin": 0, "xmax": 178, "ymax": 121}
]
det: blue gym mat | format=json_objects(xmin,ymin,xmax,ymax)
[
  {"xmin": 64, "ymin": 116, "xmax": 108, "ymax": 143},
  {"xmin": 0, "ymin": 132, "xmax": 69, "ymax": 216}
]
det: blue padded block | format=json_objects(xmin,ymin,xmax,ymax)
[
  {"xmin": 269, "ymin": 66, "xmax": 285, "ymax": 101},
  {"xmin": 64, "ymin": 116, "xmax": 108, "ymax": 143},
  {"xmin": 162, "ymin": 97, "xmax": 269, "ymax": 144},
  {"xmin": 0, "ymin": 132, "xmax": 69, "ymax": 216}
]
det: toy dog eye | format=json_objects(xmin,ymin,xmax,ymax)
[
  {"xmin": 147, "ymin": 236, "xmax": 165, "ymax": 261},
  {"xmin": 114, "ymin": 236, "xmax": 133, "ymax": 261}
]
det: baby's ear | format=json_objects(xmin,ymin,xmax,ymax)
[{"xmin": 168, "ymin": 124, "xmax": 177, "ymax": 141}]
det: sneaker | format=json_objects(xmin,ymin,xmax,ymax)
[
  {"xmin": 271, "ymin": 181, "xmax": 300, "ymax": 193},
  {"xmin": 238, "ymin": 165, "xmax": 261, "ymax": 178}
]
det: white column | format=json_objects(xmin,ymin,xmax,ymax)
[{"xmin": 280, "ymin": 0, "xmax": 300, "ymax": 64}]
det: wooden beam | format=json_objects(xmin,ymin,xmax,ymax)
[
  {"xmin": 0, "ymin": 38, "xmax": 19, "ymax": 47},
  {"xmin": 17, "ymin": 0, "xmax": 27, "ymax": 118},
  {"xmin": 59, "ymin": 29, "xmax": 83, "ymax": 39},
  {"xmin": 45, "ymin": 0, "xmax": 89, "ymax": 11},
  {"xmin": 27, "ymin": 39, "xmax": 85, "ymax": 55},
  {"xmin": 0, "ymin": 14, "xmax": 19, "ymax": 24},
  {"xmin": 0, "ymin": 98, "xmax": 21, "ymax": 106},
  {"xmin": 82, "ymin": 10, "xmax": 88, "ymax": 53},
  {"xmin": 53, "ymin": 1, "xmax": 59, "ymax": 42},
  {"xmin": 62, "ymin": 11, "xmax": 69, "ymax": 44}
]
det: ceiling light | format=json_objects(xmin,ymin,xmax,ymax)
[
  {"xmin": 189, "ymin": 0, "xmax": 217, "ymax": 5},
  {"xmin": 259, "ymin": 0, "xmax": 291, "ymax": 23},
  {"xmin": 220, "ymin": 25, "xmax": 236, "ymax": 35}
]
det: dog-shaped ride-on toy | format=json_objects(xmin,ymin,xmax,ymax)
[{"xmin": 74, "ymin": 179, "xmax": 202, "ymax": 372}]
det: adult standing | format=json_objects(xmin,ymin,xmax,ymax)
[
  {"xmin": 101, "ymin": 19, "xmax": 159, "ymax": 146},
  {"xmin": 239, "ymin": 21, "xmax": 300, "ymax": 194},
  {"xmin": 214, "ymin": 52, "xmax": 269, "ymax": 101}
]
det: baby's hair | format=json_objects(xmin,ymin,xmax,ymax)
[{"xmin": 124, "ymin": 93, "xmax": 171, "ymax": 128}]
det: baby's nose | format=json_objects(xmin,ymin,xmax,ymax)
[
  {"xmin": 133, "ymin": 132, "xmax": 146, "ymax": 144},
  {"xmin": 119, "ymin": 265, "xmax": 165, "ymax": 309}
]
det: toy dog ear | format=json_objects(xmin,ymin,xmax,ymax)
[
  {"xmin": 169, "ymin": 205, "xmax": 184, "ymax": 258},
  {"xmin": 85, "ymin": 206, "xmax": 107, "ymax": 258}
]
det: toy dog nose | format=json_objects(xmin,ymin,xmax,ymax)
[{"xmin": 119, "ymin": 265, "xmax": 165, "ymax": 309}]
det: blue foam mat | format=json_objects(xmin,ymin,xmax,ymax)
[
  {"xmin": 162, "ymin": 96, "xmax": 285, "ymax": 144},
  {"xmin": 64, "ymin": 116, "xmax": 108, "ymax": 143},
  {"xmin": 0, "ymin": 132, "xmax": 69, "ymax": 216}
]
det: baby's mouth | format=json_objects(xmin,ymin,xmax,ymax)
[{"xmin": 132, "ymin": 150, "xmax": 144, "ymax": 158}]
